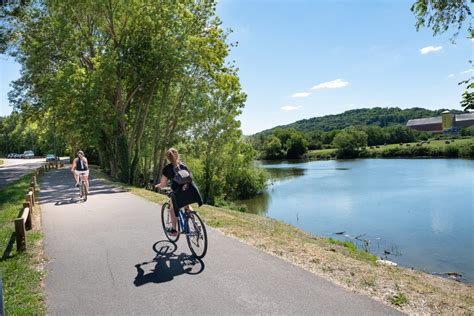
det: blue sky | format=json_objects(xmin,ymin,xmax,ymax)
[{"xmin": 1, "ymin": 0, "xmax": 472, "ymax": 135}]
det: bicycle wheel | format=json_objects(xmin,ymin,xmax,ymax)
[
  {"xmin": 161, "ymin": 202, "xmax": 180, "ymax": 243},
  {"xmin": 186, "ymin": 212, "xmax": 208, "ymax": 259},
  {"xmin": 81, "ymin": 181, "xmax": 87, "ymax": 201}
]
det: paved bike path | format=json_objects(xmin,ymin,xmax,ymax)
[{"xmin": 40, "ymin": 168, "xmax": 403, "ymax": 315}]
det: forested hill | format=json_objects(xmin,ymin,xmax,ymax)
[{"xmin": 253, "ymin": 107, "xmax": 462, "ymax": 136}]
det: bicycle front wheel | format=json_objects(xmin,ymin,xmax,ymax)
[
  {"xmin": 186, "ymin": 212, "xmax": 208, "ymax": 259},
  {"xmin": 81, "ymin": 182, "xmax": 87, "ymax": 201},
  {"xmin": 161, "ymin": 203, "xmax": 180, "ymax": 243}
]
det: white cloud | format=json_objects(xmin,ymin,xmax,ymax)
[
  {"xmin": 311, "ymin": 79, "xmax": 349, "ymax": 90},
  {"xmin": 291, "ymin": 92, "xmax": 310, "ymax": 98},
  {"xmin": 447, "ymin": 74, "xmax": 455, "ymax": 78},
  {"xmin": 460, "ymin": 69, "xmax": 474, "ymax": 74},
  {"xmin": 281, "ymin": 105, "xmax": 302, "ymax": 111},
  {"xmin": 420, "ymin": 46, "xmax": 443, "ymax": 54}
]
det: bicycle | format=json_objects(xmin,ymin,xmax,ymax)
[
  {"xmin": 78, "ymin": 173, "xmax": 88, "ymax": 201},
  {"xmin": 161, "ymin": 201, "xmax": 208, "ymax": 259}
]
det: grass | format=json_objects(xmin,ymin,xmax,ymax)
[
  {"xmin": 307, "ymin": 148, "xmax": 336, "ymax": 159},
  {"xmin": 0, "ymin": 174, "xmax": 45, "ymax": 315},
  {"xmin": 389, "ymin": 292, "xmax": 409, "ymax": 306},
  {"xmin": 0, "ymin": 159, "xmax": 4, "ymax": 166},
  {"xmin": 366, "ymin": 138, "xmax": 473, "ymax": 153},
  {"xmin": 308, "ymin": 137, "xmax": 474, "ymax": 159},
  {"xmin": 328, "ymin": 238, "xmax": 377, "ymax": 263},
  {"xmin": 91, "ymin": 168, "xmax": 474, "ymax": 314}
]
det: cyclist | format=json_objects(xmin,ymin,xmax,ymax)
[
  {"xmin": 155, "ymin": 148, "xmax": 202, "ymax": 236},
  {"xmin": 71, "ymin": 150, "xmax": 89, "ymax": 194}
]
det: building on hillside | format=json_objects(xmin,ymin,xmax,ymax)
[{"xmin": 406, "ymin": 111, "xmax": 474, "ymax": 133}]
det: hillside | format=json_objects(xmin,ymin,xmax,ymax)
[{"xmin": 253, "ymin": 107, "xmax": 462, "ymax": 136}]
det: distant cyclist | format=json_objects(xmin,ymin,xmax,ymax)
[{"xmin": 71, "ymin": 150, "xmax": 89, "ymax": 193}]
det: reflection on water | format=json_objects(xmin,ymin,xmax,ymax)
[
  {"xmin": 241, "ymin": 159, "xmax": 474, "ymax": 283},
  {"xmin": 239, "ymin": 191, "xmax": 271, "ymax": 215},
  {"xmin": 266, "ymin": 168, "xmax": 305, "ymax": 182}
]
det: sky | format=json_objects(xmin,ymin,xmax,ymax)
[{"xmin": 0, "ymin": 0, "xmax": 472, "ymax": 135}]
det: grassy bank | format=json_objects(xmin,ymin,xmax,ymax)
[
  {"xmin": 0, "ymin": 159, "xmax": 4, "ymax": 166},
  {"xmin": 308, "ymin": 138, "xmax": 474, "ymax": 159},
  {"xmin": 0, "ymin": 174, "xmax": 45, "ymax": 315},
  {"xmin": 91, "ymin": 169, "xmax": 473, "ymax": 314}
]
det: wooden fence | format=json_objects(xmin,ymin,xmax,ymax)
[{"xmin": 14, "ymin": 160, "xmax": 63, "ymax": 251}]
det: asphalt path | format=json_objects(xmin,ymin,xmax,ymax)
[
  {"xmin": 40, "ymin": 168, "xmax": 403, "ymax": 315},
  {"xmin": 0, "ymin": 158, "xmax": 46, "ymax": 188},
  {"xmin": 0, "ymin": 157, "xmax": 67, "ymax": 188}
]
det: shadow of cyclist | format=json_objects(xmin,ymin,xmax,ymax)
[{"xmin": 133, "ymin": 240, "xmax": 205, "ymax": 287}]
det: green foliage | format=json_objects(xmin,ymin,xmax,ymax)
[
  {"xmin": 2, "ymin": 0, "xmax": 267, "ymax": 206},
  {"xmin": 459, "ymin": 141, "xmax": 474, "ymax": 158},
  {"xmin": 328, "ymin": 238, "xmax": 377, "ymax": 263},
  {"xmin": 411, "ymin": 0, "xmax": 471, "ymax": 40},
  {"xmin": 460, "ymin": 126, "xmax": 474, "ymax": 136},
  {"xmin": 259, "ymin": 129, "xmax": 308, "ymax": 160},
  {"xmin": 411, "ymin": 0, "xmax": 473, "ymax": 110},
  {"xmin": 184, "ymin": 140, "xmax": 268, "ymax": 204},
  {"xmin": 262, "ymin": 135, "xmax": 284, "ymax": 159},
  {"xmin": 460, "ymin": 81, "xmax": 474, "ymax": 111},
  {"xmin": 253, "ymin": 107, "xmax": 457, "ymax": 136},
  {"xmin": 355, "ymin": 139, "xmax": 474, "ymax": 158},
  {"xmin": 332, "ymin": 127, "xmax": 368, "ymax": 158},
  {"xmin": 389, "ymin": 292, "xmax": 409, "ymax": 306},
  {"xmin": 0, "ymin": 174, "xmax": 45, "ymax": 315}
]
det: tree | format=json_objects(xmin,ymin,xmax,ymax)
[
  {"xmin": 332, "ymin": 127, "xmax": 368, "ymax": 158},
  {"xmin": 364, "ymin": 125, "xmax": 386, "ymax": 146},
  {"xmin": 411, "ymin": 0, "xmax": 473, "ymax": 110},
  {"xmin": 262, "ymin": 135, "xmax": 284, "ymax": 160},
  {"xmin": 411, "ymin": 0, "xmax": 472, "ymax": 40},
  {"xmin": 285, "ymin": 133, "xmax": 308, "ymax": 159}
]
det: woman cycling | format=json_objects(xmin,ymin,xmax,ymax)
[
  {"xmin": 155, "ymin": 148, "xmax": 202, "ymax": 236},
  {"xmin": 71, "ymin": 150, "xmax": 89, "ymax": 194}
]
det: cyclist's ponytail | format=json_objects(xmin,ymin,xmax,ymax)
[{"xmin": 166, "ymin": 148, "xmax": 180, "ymax": 166}]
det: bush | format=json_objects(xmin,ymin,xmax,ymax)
[
  {"xmin": 444, "ymin": 145, "xmax": 459, "ymax": 158},
  {"xmin": 459, "ymin": 142, "xmax": 474, "ymax": 158}
]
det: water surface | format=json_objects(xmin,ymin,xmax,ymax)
[{"xmin": 240, "ymin": 159, "xmax": 474, "ymax": 282}]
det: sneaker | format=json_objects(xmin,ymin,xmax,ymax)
[{"xmin": 75, "ymin": 183, "xmax": 79, "ymax": 187}]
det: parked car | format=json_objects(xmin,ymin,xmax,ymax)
[
  {"xmin": 14, "ymin": 153, "xmax": 21, "ymax": 158},
  {"xmin": 45, "ymin": 154, "xmax": 56, "ymax": 162},
  {"xmin": 7, "ymin": 153, "xmax": 15, "ymax": 158},
  {"xmin": 23, "ymin": 150, "xmax": 34, "ymax": 159}
]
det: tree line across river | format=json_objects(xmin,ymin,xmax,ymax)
[{"xmin": 251, "ymin": 110, "xmax": 474, "ymax": 160}]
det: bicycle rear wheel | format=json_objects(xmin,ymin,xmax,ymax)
[
  {"xmin": 161, "ymin": 202, "xmax": 180, "ymax": 243},
  {"xmin": 186, "ymin": 212, "xmax": 208, "ymax": 259}
]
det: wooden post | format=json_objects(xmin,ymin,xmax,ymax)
[
  {"xmin": 32, "ymin": 175, "xmax": 37, "ymax": 186},
  {"xmin": 0, "ymin": 273, "xmax": 4, "ymax": 316},
  {"xmin": 28, "ymin": 189, "xmax": 34, "ymax": 206},
  {"xmin": 23, "ymin": 203, "xmax": 32, "ymax": 230},
  {"xmin": 15, "ymin": 218, "xmax": 26, "ymax": 252}
]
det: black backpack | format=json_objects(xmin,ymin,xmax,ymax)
[{"xmin": 173, "ymin": 164, "xmax": 193, "ymax": 185}]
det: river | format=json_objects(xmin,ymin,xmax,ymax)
[{"xmin": 239, "ymin": 159, "xmax": 474, "ymax": 283}]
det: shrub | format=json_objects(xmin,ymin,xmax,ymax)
[
  {"xmin": 459, "ymin": 142, "xmax": 474, "ymax": 158},
  {"xmin": 444, "ymin": 145, "xmax": 459, "ymax": 158}
]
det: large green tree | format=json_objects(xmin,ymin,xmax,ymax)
[{"xmin": 332, "ymin": 127, "xmax": 368, "ymax": 158}]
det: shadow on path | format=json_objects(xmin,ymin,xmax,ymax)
[
  {"xmin": 134, "ymin": 240, "xmax": 205, "ymax": 286},
  {"xmin": 40, "ymin": 169, "xmax": 127, "ymax": 205}
]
